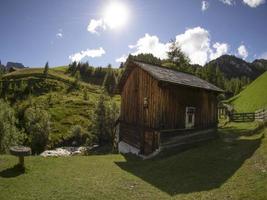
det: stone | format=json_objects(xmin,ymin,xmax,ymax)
[
  {"xmin": 40, "ymin": 148, "xmax": 71, "ymax": 157},
  {"xmin": 40, "ymin": 146, "xmax": 91, "ymax": 157}
]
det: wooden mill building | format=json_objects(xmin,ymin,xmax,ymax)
[{"xmin": 117, "ymin": 60, "xmax": 223, "ymax": 156}]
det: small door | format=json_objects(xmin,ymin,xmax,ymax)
[
  {"xmin": 143, "ymin": 131, "xmax": 159, "ymax": 155},
  {"xmin": 185, "ymin": 107, "xmax": 196, "ymax": 129}
]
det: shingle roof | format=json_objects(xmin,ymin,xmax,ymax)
[{"xmin": 118, "ymin": 61, "xmax": 224, "ymax": 93}]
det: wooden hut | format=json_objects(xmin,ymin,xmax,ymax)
[{"xmin": 117, "ymin": 60, "xmax": 223, "ymax": 156}]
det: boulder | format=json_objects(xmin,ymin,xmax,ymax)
[
  {"xmin": 40, "ymin": 146, "xmax": 90, "ymax": 157},
  {"xmin": 40, "ymin": 148, "xmax": 71, "ymax": 157}
]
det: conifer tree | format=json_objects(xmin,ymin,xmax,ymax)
[
  {"xmin": 44, "ymin": 62, "xmax": 49, "ymax": 77},
  {"xmin": 103, "ymin": 67, "xmax": 117, "ymax": 95},
  {"xmin": 167, "ymin": 39, "xmax": 190, "ymax": 71},
  {"xmin": 94, "ymin": 95, "xmax": 107, "ymax": 145}
]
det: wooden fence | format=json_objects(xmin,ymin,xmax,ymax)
[
  {"xmin": 229, "ymin": 112, "xmax": 255, "ymax": 122},
  {"xmin": 255, "ymin": 108, "xmax": 267, "ymax": 122},
  {"xmin": 229, "ymin": 107, "xmax": 267, "ymax": 122}
]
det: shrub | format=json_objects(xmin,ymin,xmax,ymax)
[
  {"xmin": 0, "ymin": 100, "xmax": 23, "ymax": 153},
  {"xmin": 24, "ymin": 107, "xmax": 51, "ymax": 154},
  {"xmin": 70, "ymin": 125, "xmax": 95, "ymax": 146},
  {"xmin": 90, "ymin": 96, "xmax": 120, "ymax": 146},
  {"xmin": 83, "ymin": 90, "xmax": 89, "ymax": 101}
]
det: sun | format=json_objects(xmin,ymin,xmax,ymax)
[{"xmin": 103, "ymin": 1, "xmax": 129, "ymax": 29}]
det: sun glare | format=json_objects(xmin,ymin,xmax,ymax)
[{"xmin": 103, "ymin": 1, "xmax": 129, "ymax": 29}]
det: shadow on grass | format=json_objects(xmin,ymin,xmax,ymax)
[
  {"xmin": 115, "ymin": 128, "xmax": 264, "ymax": 196},
  {"xmin": 0, "ymin": 164, "xmax": 25, "ymax": 178},
  {"xmin": 88, "ymin": 145, "xmax": 115, "ymax": 155}
]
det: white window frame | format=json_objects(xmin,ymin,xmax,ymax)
[{"xmin": 185, "ymin": 107, "xmax": 196, "ymax": 129}]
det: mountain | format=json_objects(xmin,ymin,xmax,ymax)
[
  {"xmin": 228, "ymin": 71, "xmax": 267, "ymax": 112},
  {"xmin": 251, "ymin": 59, "xmax": 267, "ymax": 74},
  {"xmin": 205, "ymin": 55, "xmax": 267, "ymax": 79}
]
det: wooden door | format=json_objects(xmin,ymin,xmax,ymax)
[{"xmin": 143, "ymin": 131, "xmax": 159, "ymax": 155}]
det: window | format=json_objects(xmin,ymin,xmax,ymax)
[
  {"xmin": 188, "ymin": 114, "xmax": 193, "ymax": 123},
  {"xmin": 185, "ymin": 107, "xmax": 196, "ymax": 129}
]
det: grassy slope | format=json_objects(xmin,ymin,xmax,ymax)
[
  {"xmin": 1, "ymin": 67, "xmax": 115, "ymax": 146},
  {"xmin": 228, "ymin": 71, "xmax": 267, "ymax": 112},
  {"xmin": 0, "ymin": 123, "xmax": 266, "ymax": 200}
]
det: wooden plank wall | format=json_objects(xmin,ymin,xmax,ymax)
[
  {"xmin": 120, "ymin": 66, "xmax": 161, "ymax": 128},
  {"xmin": 157, "ymin": 84, "xmax": 218, "ymax": 130}
]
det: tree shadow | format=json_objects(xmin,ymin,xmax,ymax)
[
  {"xmin": 115, "ymin": 129, "xmax": 264, "ymax": 196},
  {"xmin": 87, "ymin": 144, "xmax": 115, "ymax": 155},
  {"xmin": 0, "ymin": 164, "xmax": 25, "ymax": 178}
]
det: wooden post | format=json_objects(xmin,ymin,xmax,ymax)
[{"xmin": 19, "ymin": 156, "xmax": 24, "ymax": 168}]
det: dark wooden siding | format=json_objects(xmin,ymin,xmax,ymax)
[
  {"xmin": 120, "ymin": 66, "xmax": 160, "ymax": 128},
  {"xmin": 157, "ymin": 84, "xmax": 218, "ymax": 129}
]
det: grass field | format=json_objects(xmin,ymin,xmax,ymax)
[
  {"xmin": 0, "ymin": 122, "xmax": 266, "ymax": 200},
  {"xmin": 228, "ymin": 71, "xmax": 267, "ymax": 112}
]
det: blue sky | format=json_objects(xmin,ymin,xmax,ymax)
[{"xmin": 0, "ymin": 0, "xmax": 267, "ymax": 67}]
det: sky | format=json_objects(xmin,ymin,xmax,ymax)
[{"xmin": 0, "ymin": 0, "xmax": 267, "ymax": 68}]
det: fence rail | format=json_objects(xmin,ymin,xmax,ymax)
[
  {"xmin": 255, "ymin": 108, "xmax": 267, "ymax": 122},
  {"xmin": 229, "ymin": 107, "xmax": 267, "ymax": 123},
  {"xmin": 229, "ymin": 112, "xmax": 255, "ymax": 122}
]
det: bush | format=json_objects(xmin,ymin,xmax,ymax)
[
  {"xmin": 70, "ymin": 125, "xmax": 95, "ymax": 146},
  {"xmin": 83, "ymin": 90, "xmax": 89, "ymax": 101},
  {"xmin": 90, "ymin": 96, "xmax": 119, "ymax": 147},
  {"xmin": 24, "ymin": 107, "xmax": 51, "ymax": 154},
  {"xmin": 0, "ymin": 100, "xmax": 23, "ymax": 153}
]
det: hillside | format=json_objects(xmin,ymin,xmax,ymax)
[
  {"xmin": 205, "ymin": 55, "xmax": 267, "ymax": 79},
  {"xmin": 228, "ymin": 71, "xmax": 267, "ymax": 112},
  {"xmin": 0, "ymin": 67, "xmax": 119, "ymax": 148}
]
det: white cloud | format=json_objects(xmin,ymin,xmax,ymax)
[
  {"xmin": 202, "ymin": 1, "xmax": 209, "ymax": 11},
  {"xmin": 175, "ymin": 27, "xmax": 211, "ymax": 66},
  {"xmin": 129, "ymin": 33, "xmax": 170, "ymax": 59},
  {"xmin": 121, "ymin": 27, "xmax": 230, "ymax": 66},
  {"xmin": 69, "ymin": 47, "xmax": 106, "ymax": 62},
  {"xmin": 259, "ymin": 52, "xmax": 267, "ymax": 59},
  {"xmin": 243, "ymin": 0, "xmax": 265, "ymax": 7},
  {"xmin": 210, "ymin": 42, "xmax": 229, "ymax": 60},
  {"xmin": 56, "ymin": 32, "xmax": 63, "ymax": 38},
  {"xmin": 87, "ymin": 19, "xmax": 106, "ymax": 34},
  {"xmin": 237, "ymin": 44, "xmax": 249, "ymax": 59},
  {"xmin": 220, "ymin": 0, "xmax": 235, "ymax": 5},
  {"xmin": 116, "ymin": 55, "xmax": 128, "ymax": 63}
]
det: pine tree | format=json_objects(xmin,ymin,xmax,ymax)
[
  {"xmin": 106, "ymin": 100, "xmax": 119, "ymax": 149},
  {"xmin": 94, "ymin": 95, "xmax": 107, "ymax": 145},
  {"xmin": 103, "ymin": 68, "xmax": 117, "ymax": 95},
  {"xmin": 215, "ymin": 67, "xmax": 224, "ymax": 89},
  {"xmin": 44, "ymin": 62, "xmax": 49, "ymax": 77},
  {"xmin": 71, "ymin": 72, "xmax": 80, "ymax": 90},
  {"xmin": 167, "ymin": 39, "xmax": 190, "ymax": 71},
  {"xmin": 68, "ymin": 61, "xmax": 77, "ymax": 74},
  {"xmin": 119, "ymin": 62, "xmax": 124, "ymax": 68}
]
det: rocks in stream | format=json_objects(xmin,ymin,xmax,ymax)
[{"xmin": 40, "ymin": 146, "xmax": 98, "ymax": 157}]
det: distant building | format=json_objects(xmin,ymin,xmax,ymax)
[
  {"xmin": 117, "ymin": 60, "xmax": 223, "ymax": 156},
  {"xmin": 6, "ymin": 62, "xmax": 25, "ymax": 70}
]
